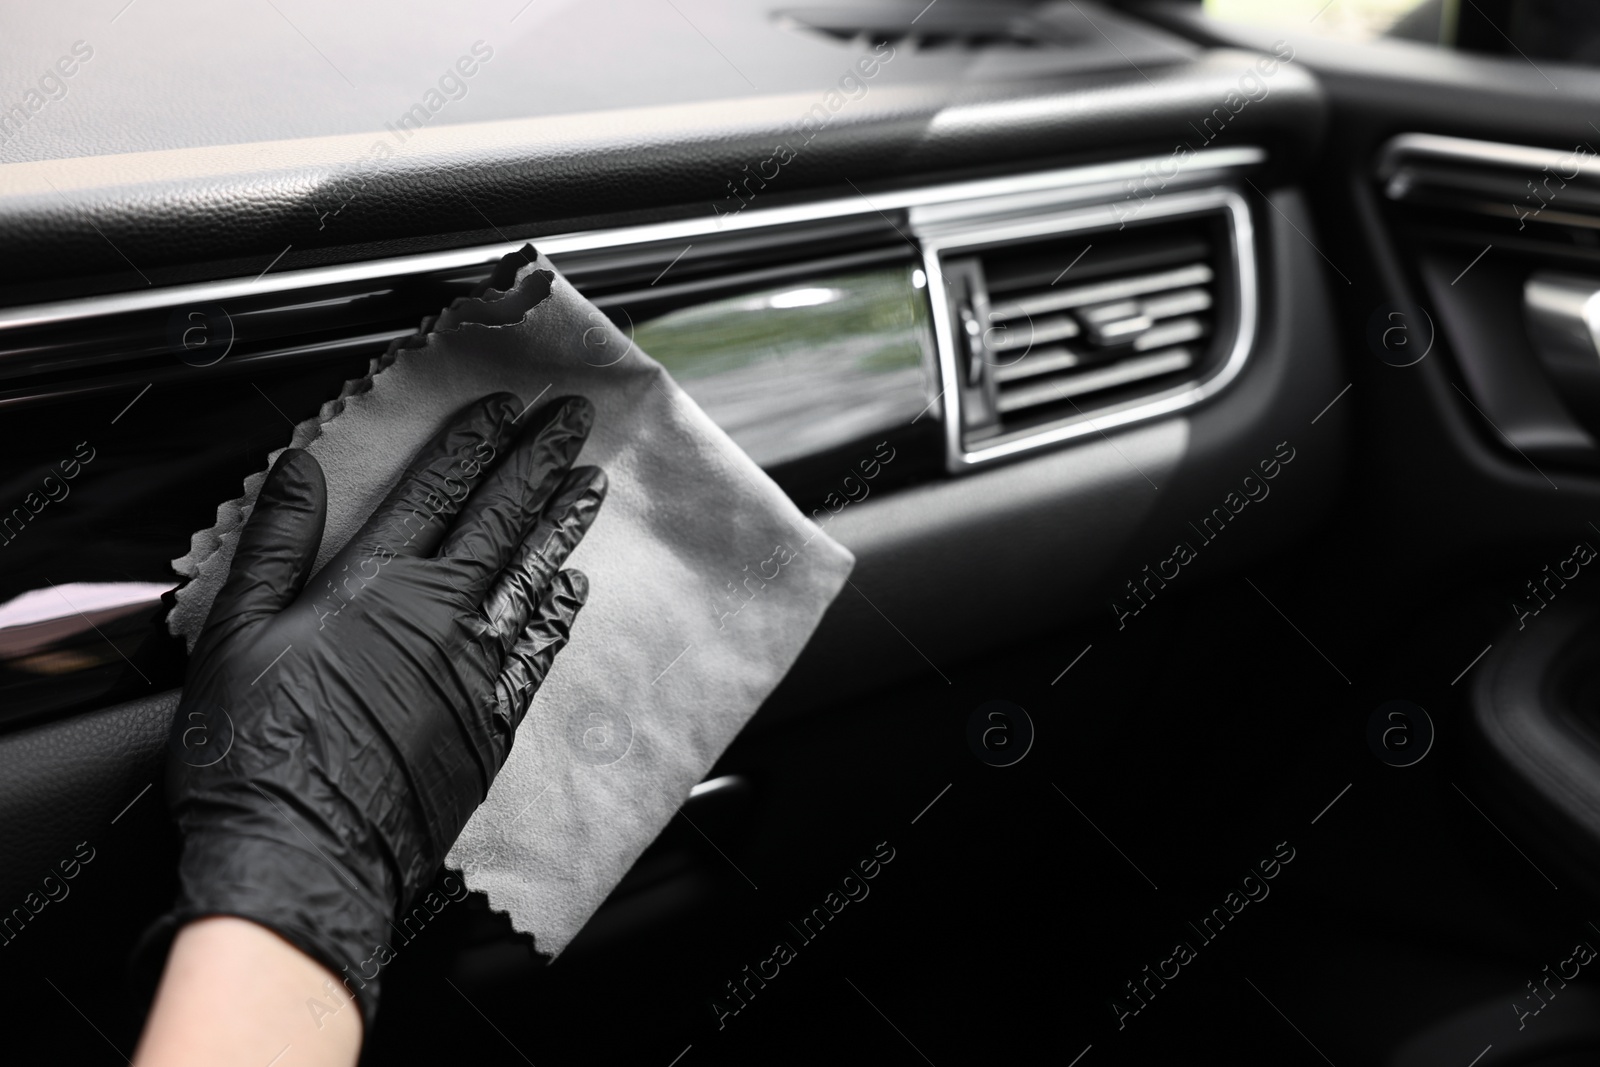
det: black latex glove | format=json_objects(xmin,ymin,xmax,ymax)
[{"xmin": 143, "ymin": 392, "xmax": 606, "ymax": 1027}]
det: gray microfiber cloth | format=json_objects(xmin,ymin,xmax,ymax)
[{"xmin": 167, "ymin": 245, "xmax": 854, "ymax": 956}]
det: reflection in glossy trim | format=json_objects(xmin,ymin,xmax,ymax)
[{"xmin": 0, "ymin": 581, "xmax": 173, "ymax": 659}]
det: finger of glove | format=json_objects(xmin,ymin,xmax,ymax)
[
  {"xmin": 481, "ymin": 466, "xmax": 606, "ymax": 652},
  {"xmin": 437, "ymin": 395, "xmax": 594, "ymax": 592},
  {"xmin": 354, "ymin": 392, "xmax": 524, "ymax": 558},
  {"xmin": 492, "ymin": 569, "xmax": 588, "ymax": 746},
  {"xmin": 210, "ymin": 448, "xmax": 327, "ymax": 624}
]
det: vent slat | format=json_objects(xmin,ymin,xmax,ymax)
[
  {"xmin": 982, "ymin": 236, "xmax": 1210, "ymax": 294},
  {"xmin": 1141, "ymin": 287, "xmax": 1212, "ymax": 320},
  {"xmin": 992, "ymin": 345, "xmax": 1083, "ymax": 383},
  {"xmin": 1085, "ymin": 313, "xmax": 1153, "ymax": 346},
  {"xmin": 994, "ymin": 348, "xmax": 1194, "ymax": 413},
  {"xmin": 986, "ymin": 263, "xmax": 1213, "ymax": 320},
  {"xmin": 987, "ymin": 312, "xmax": 1079, "ymax": 350},
  {"xmin": 781, "ymin": 10, "xmax": 1081, "ymax": 51},
  {"xmin": 1134, "ymin": 317, "xmax": 1206, "ymax": 351}
]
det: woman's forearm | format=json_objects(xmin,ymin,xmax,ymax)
[{"xmin": 133, "ymin": 917, "xmax": 362, "ymax": 1067}]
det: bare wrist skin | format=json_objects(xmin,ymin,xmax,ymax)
[{"xmin": 133, "ymin": 917, "xmax": 362, "ymax": 1067}]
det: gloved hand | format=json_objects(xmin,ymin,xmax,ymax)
[{"xmin": 142, "ymin": 392, "xmax": 606, "ymax": 1028}]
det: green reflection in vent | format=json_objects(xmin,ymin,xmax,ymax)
[{"xmin": 632, "ymin": 265, "xmax": 934, "ymax": 468}]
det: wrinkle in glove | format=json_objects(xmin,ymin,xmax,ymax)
[
  {"xmin": 146, "ymin": 394, "xmax": 602, "ymax": 1026},
  {"xmin": 167, "ymin": 246, "xmax": 855, "ymax": 972}
]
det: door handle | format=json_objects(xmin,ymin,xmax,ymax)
[{"xmin": 1525, "ymin": 271, "xmax": 1600, "ymax": 419}]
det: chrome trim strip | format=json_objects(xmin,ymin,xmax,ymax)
[
  {"xmin": 0, "ymin": 146, "xmax": 1263, "ymax": 332},
  {"xmin": 688, "ymin": 775, "xmax": 744, "ymax": 800},
  {"xmin": 917, "ymin": 188, "xmax": 1257, "ymax": 471},
  {"xmin": 1375, "ymin": 132, "xmax": 1600, "ymax": 185}
]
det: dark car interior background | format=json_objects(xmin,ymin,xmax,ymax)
[{"xmin": 6, "ymin": 0, "xmax": 1600, "ymax": 1063}]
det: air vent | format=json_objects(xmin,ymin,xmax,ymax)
[
  {"xmin": 776, "ymin": 5, "xmax": 1084, "ymax": 50},
  {"xmin": 922, "ymin": 191, "xmax": 1253, "ymax": 467}
]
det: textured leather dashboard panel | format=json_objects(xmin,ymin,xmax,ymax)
[
  {"xmin": 0, "ymin": 690, "xmax": 175, "ymax": 905},
  {"xmin": 0, "ymin": 49, "xmax": 1323, "ymax": 302}
]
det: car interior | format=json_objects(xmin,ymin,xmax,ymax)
[{"xmin": 7, "ymin": 0, "xmax": 1600, "ymax": 1063}]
